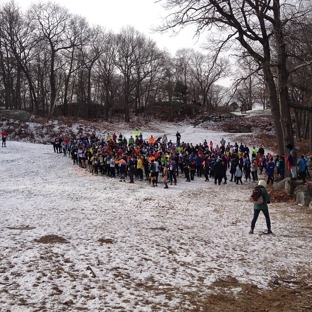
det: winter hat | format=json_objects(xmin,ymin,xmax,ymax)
[{"xmin": 258, "ymin": 180, "xmax": 267, "ymax": 187}]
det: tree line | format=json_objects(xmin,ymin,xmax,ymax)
[
  {"xmin": 1, "ymin": 1, "xmax": 312, "ymax": 153},
  {"xmin": 0, "ymin": 1, "xmax": 230, "ymax": 122}
]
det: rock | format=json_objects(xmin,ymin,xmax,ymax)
[
  {"xmin": 285, "ymin": 178, "xmax": 304, "ymax": 197},
  {"xmin": 296, "ymin": 191, "xmax": 312, "ymax": 206},
  {"xmin": 295, "ymin": 185, "xmax": 312, "ymax": 206},
  {"xmin": 273, "ymin": 178, "xmax": 288, "ymax": 190},
  {"xmin": 294, "ymin": 184, "xmax": 309, "ymax": 197}
]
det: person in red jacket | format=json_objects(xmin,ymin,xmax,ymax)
[{"xmin": 2, "ymin": 130, "xmax": 7, "ymax": 147}]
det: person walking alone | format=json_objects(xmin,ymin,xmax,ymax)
[{"xmin": 249, "ymin": 180, "xmax": 272, "ymax": 234}]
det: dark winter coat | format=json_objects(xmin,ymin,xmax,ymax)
[
  {"xmin": 254, "ymin": 185, "xmax": 270, "ymax": 210},
  {"xmin": 214, "ymin": 161, "xmax": 224, "ymax": 176}
]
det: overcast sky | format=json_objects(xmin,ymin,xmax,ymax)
[{"xmin": 14, "ymin": 0, "xmax": 203, "ymax": 55}]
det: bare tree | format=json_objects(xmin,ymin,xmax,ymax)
[
  {"xmin": 58, "ymin": 15, "xmax": 90, "ymax": 116},
  {"xmin": 159, "ymin": 0, "xmax": 312, "ymax": 154},
  {"xmin": 114, "ymin": 27, "xmax": 139, "ymax": 122},
  {"xmin": 28, "ymin": 2, "xmax": 76, "ymax": 116},
  {"xmin": 115, "ymin": 27, "xmax": 163, "ymax": 122},
  {"xmin": 189, "ymin": 51, "xmax": 228, "ymax": 108},
  {"xmin": 95, "ymin": 32, "xmax": 119, "ymax": 120},
  {"xmin": 231, "ymin": 57, "xmax": 268, "ymax": 111},
  {"xmin": 132, "ymin": 39, "xmax": 164, "ymax": 115},
  {"xmin": 174, "ymin": 48, "xmax": 192, "ymax": 106},
  {"xmin": 286, "ymin": 16, "xmax": 312, "ymax": 150},
  {"xmin": 139, "ymin": 49, "xmax": 167, "ymax": 118},
  {"xmin": 0, "ymin": 1, "xmax": 24, "ymax": 110}
]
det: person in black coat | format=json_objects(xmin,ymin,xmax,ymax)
[
  {"xmin": 214, "ymin": 159, "xmax": 224, "ymax": 185},
  {"xmin": 183, "ymin": 158, "xmax": 191, "ymax": 182},
  {"xmin": 176, "ymin": 131, "xmax": 181, "ymax": 146},
  {"xmin": 128, "ymin": 157, "xmax": 136, "ymax": 183}
]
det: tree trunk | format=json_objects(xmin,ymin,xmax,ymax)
[
  {"xmin": 276, "ymin": 43, "xmax": 294, "ymax": 158},
  {"xmin": 309, "ymin": 111, "xmax": 312, "ymax": 152},
  {"xmin": 303, "ymin": 110, "xmax": 309, "ymax": 139},
  {"xmin": 15, "ymin": 63, "xmax": 22, "ymax": 109},
  {"xmin": 274, "ymin": 0, "xmax": 294, "ymax": 158},
  {"xmin": 124, "ymin": 76, "xmax": 130, "ymax": 122},
  {"xmin": 262, "ymin": 65, "xmax": 284, "ymax": 154},
  {"xmin": 49, "ymin": 50, "xmax": 57, "ymax": 117},
  {"xmin": 294, "ymin": 109, "xmax": 301, "ymax": 142}
]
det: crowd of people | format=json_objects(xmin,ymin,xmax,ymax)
[{"xmin": 51, "ymin": 130, "xmax": 311, "ymax": 189}]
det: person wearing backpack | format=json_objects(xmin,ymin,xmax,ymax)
[{"xmin": 249, "ymin": 180, "xmax": 272, "ymax": 234}]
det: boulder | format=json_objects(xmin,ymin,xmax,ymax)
[
  {"xmin": 294, "ymin": 184, "xmax": 309, "ymax": 197},
  {"xmin": 273, "ymin": 178, "xmax": 288, "ymax": 190},
  {"xmin": 285, "ymin": 178, "xmax": 305, "ymax": 197},
  {"xmin": 295, "ymin": 183, "xmax": 312, "ymax": 206},
  {"xmin": 296, "ymin": 191, "xmax": 312, "ymax": 207}
]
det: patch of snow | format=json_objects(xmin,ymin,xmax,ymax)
[{"xmin": 0, "ymin": 123, "xmax": 311, "ymax": 311}]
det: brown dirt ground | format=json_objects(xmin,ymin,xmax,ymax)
[{"xmin": 199, "ymin": 277, "xmax": 312, "ymax": 312}]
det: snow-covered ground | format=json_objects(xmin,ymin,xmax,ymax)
[{"xmin": 0, "ymin": 124, "xmax": 311, "ymax": 311}]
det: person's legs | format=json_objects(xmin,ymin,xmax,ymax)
[
  {"xmin": 299, "ymin": 171, "xmax": 306, "ymax": 183},
  {"xmin": 185, "ymin": 169, "xmax": 190, "ymax": 182},
  {"xmin": 267, "ymin": 175, "xmax": 274, "ymax": 185},
  {"xmin": 139, "ymin": 168, "xmax": 143, "ymax": 180},
  {"xmin": 129, "ymin": 169, "xmax": 134, "ymax": 183},
  {"xmin": 244, "ymin": 171, "xmax": 248, "ymax": 181},
  {"xmin": 262, "ymin": 209, "xmax": 272, "ymax": 232},
  {"xmin": 251, "ymin": 171, "xmax": 255, "ymax": 182},
  {"xmin": 291, "ymin": 166, "xmax": 297, "ymax": 179},
  {"xmin": 169, "ymin": 171, "xmax": 173, "ymax": 184},
  {"xmin": 250, "ymin": 209, "xmax": 261, "ymax": 233}
]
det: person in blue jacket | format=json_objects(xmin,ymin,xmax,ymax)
[
  {"xmin": 266, "ymin": 158, "xmax": 275, "ymax": 185},
  {"xmin": 297, "ymin": 155, "xmax": 307, "ymax": 183}
]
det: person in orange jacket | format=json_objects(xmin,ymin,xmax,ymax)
[
  {"xmin": 148, "ymin": 135, "xmax": 155, "ymax": 145},
  {"xmin": 117, "ymin": 158, "xmax": 127, "ymax": 181}
]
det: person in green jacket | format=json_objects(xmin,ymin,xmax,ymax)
[{"xmin": 249, "ymin": 180, "xmax": 272, "ymax": 234}]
